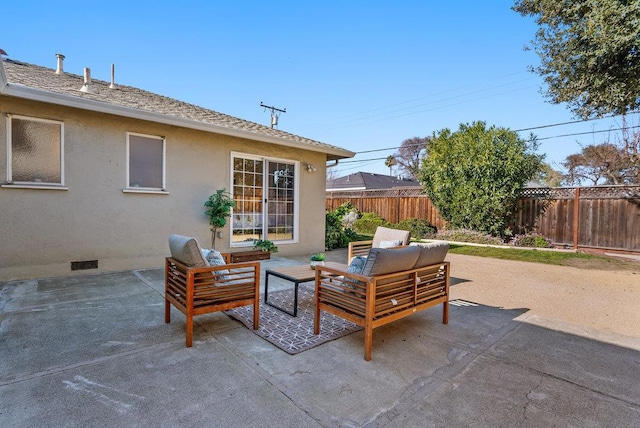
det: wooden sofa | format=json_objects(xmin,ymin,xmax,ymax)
[
  {"xmin": 314, "ymin": 242, "xmax": 450, "ymax": 361},
  {"xmin": 165, "ymin": 235, "xmax": 260, "ymax": 347}
]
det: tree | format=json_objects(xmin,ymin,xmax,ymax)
[
  {"xmin": 326, "ymin": 167, "xmax": 339, "ymax": 183},
  {"xmin": 513, "ymin": 0, "xmax": 640, "ymax": 119},
  {"xmin": 534, "ymin": 162, "xmax": 564, "ymax": 187},
  {"xmin": 204, "ymin": 189, "xmax": 235, "ymax": 248},
  {"xmin": 562, "ymin": 143, "xmax": 628, "ymax": 185},
  {"xmin": 392, "ymin": 137, "xmax": 430, "ymax": 179},
  {"xmin": 418, "ymin": 121, "xmax": 543, "ymax": 237},
  {"xmin": 617, "ymin": 115, "xmax": 640, "ymax": 183},
  {"xmin": 384, "ymin": 155, "xmax": 397, "ymax": 176},
  {"xmin": 562, "ymin": 116, "xmax": 640, "ymax": 184}
]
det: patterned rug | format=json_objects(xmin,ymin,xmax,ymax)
[{"xmin": 225, "ymin": 284, "xmax": 362, "ymax": 355}]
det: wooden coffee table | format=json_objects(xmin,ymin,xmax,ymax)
[{"xmin": 264, "ymin": 262, "xmax": 346, "ymax": 317}]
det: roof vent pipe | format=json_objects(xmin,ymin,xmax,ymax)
[
  {"xmin": 55, "ymin": 53, "xmax": 65, "ymax": 75},
  {"xmin": 79, "ymin": 67, "xmax": 95, "ymax": 93},
  {"xmin": 109, "ymin": 63, "xmax": 116, "ymax": 89}
]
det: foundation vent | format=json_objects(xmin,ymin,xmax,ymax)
[{"xmin": 71, "ymin": 260, "xmax": 99, "ymax": 271}]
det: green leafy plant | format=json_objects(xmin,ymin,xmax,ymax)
[
  {"xmin": 510, "ymin": 233, "xmax": 553, "ymax": 248},
  {"xmin": 419, "ymin": 121, "xmax": 543, "ymax": 238},
  {"xmin": 204, "ymin": 189, "xmax": 235, "ymax": 248},
  {"xmin": 390, "ymin": 218, "xmax": 436, "ymax": 240},
  {"xmin": 324, "ymin": 204, "xmax": 354, "ymax": 250},
  {"xmin": 430, "ymin": 229, "xmax": 505, "ymax": 245},
  {"xmin": 353, "ymin": 212, "xmax": 386, "ymax": 235},
  {"xmin": 253, "ymin": 239, "xmax": 278, "ymax": 252},
  {"xmin": 310, "ymin": 252, "xmax": 326, "ymax": 261}
]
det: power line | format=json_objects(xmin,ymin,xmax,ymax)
[
  {"xmin": 305, "ymin": 72, "xmax": 537, "ymax": 131},
  {"xmin": 326, "ymin": 84, "xmax": 539, "ymax": 130},
  {"xmin": 351, "ymin": 112, "xmax": 640, "ymax": 156},
  {"xmin": 534, "ymin": 125, "xmax": 640, "ymax": 141},
  {"xmin": 340, "ymin": 156, "xmax": 388, "ymax": 164},
  {"xmin": 325, "ymin": 71, "xmax": 532, "ymax": 122},
  {"xmin": 339, "ymin": 124, "xmax": 640, "ymax": 167},
  {"xmin": 514, "ymin": 111, "xmax": 640, "ymax": 132}
]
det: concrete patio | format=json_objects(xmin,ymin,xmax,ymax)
[{"xmin": 1, "ymin": 250, "xmax": 639, "ymax": 427}]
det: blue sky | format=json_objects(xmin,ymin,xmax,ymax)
[{"xmin": 2, "ymin": 1, "xmax": 632, "ymax": 178}]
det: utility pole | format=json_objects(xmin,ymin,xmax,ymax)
[{"xmin": 260, "ymin": 102, "xmax": 286, "ymax": 128}]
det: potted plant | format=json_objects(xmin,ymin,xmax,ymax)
[
  {"xmin": 253, "ymin": 239, "xmax": 278, "ymax": 253},
  {"xmin": 204, "ymin": 189, "xmax": 235, "ymax": 248},
  {"xmin": 309, "ymin": 252, "xmax": 326, "ymax": 269}
]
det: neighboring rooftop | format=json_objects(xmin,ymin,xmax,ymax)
[
  {"xmin": 0, "ymin": 54, "xmax": 354, "ymax": 161},
  {"xmin": 326, "ymin": 171, "xmax": 420, "ymax": 191}
]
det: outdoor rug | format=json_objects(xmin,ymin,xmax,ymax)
[{"xmin": 225, "ymin": 283, "xmax": 362, "ymax": 355}]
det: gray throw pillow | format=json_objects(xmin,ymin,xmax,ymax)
[
  {"xmin": 347, "ymin": 256, "xmax": 367, "ymax": 274},
  {"xmin": 379, "ymin": 240, "xmax": 403, "ymax": 248},
  {"xmin": 206, "ymin": 249, "xmax": 230, "ymax": 281}
]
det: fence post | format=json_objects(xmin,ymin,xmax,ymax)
[{"xmin": 573, "ymin": 187, "xmax": 580, "ymax": 249}]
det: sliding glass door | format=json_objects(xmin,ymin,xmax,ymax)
[{"xmin": 231, "ymin": 154, "xmax": 297, "ymax": 246}]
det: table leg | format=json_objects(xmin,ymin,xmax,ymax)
[{"xmin": 264, "ymin": 271, "xmax": 300, "ymax": 317}]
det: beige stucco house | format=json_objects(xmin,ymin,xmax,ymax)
[{"xmin": 0, "ymin": 54, "xmax": 354, "ymax": 280}]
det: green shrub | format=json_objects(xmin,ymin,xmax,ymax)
[
  {"xmin": 325, "ymin": 210, "xmax": 346, "ymax": 250},
  {"xmin": 390, "ymin": 218, "xmax": 436, "ymax": 240},
  {"xmin": 432, "ymin": 229, "xmax": 505, "ymax": 245},
  {"xmin": 333, "ymin": 202, "xmax": 358, "ymax": 218},
  {"xmin": 509, "ymin": 233, "xmax": 552, "ymax": 248},
  {"xmin": 325, "ymin": 204, "xmax": 360, "ymax": 250},
  {"xmin": 353, "ymin": 212, "xmax": 386, "ymax": 235}
]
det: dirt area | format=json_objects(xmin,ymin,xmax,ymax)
[
  {"xmin": 447, "ymin": 252, "xmax": 640, "ymax": 338},
  {"xmin": 560, "ymin": 254, "xmax": 640, "ymax": 272},
  {"xmin": 567, "ymin": 249, "xmax": 640, "ymax": 272}
]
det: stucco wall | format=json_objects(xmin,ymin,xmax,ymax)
[{"xmin": 0, "ymin": 98, "xmax": 328, "ymax": 280}]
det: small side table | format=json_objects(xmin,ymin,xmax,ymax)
[{"xmin": 264, "ymin": 265, "xmax": 317, "ymax": 317}]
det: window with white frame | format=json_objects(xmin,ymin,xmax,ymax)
[
  {"xmin": 7, "ymin": 115, "xmax": 64, "ymax": 186},
  {"xmin": 126, "ymin": 132, "xmax": 165, "ymax": 190},
  {"xmin": 231, "ymin": 153, "xmax": 298, "ymax": 246}
]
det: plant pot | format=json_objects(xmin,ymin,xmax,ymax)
[{"xmin": 310, "ymin": 260, "xmax": 324, "ymax": 269}]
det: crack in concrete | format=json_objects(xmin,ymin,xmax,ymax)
[{"xmin": 364, "ymin": 318, "xmax": 525, "ymax": 427}]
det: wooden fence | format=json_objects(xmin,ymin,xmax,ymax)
[{"xmin": 326, "ymin": 185, "xmax": 640, "ymax": 252}]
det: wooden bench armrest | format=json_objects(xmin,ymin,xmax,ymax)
[{"xmin": 347, "ymin": 240, "xmax": 373, "ymax": 262}]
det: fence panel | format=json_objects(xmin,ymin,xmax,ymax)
[
  {"xmin": 326, "ymin": 189, "xmax": 447, "ymax": 230},
  {"xmin": 327, "ymin": 185, "xmax": 640, "ymax": 252},
  {"xmin": 516, "ymin": 186, "xmax": 640, "ymax": 251}
]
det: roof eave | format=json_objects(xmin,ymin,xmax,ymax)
[
  {"xmin": 0, "ymin": 59, "xmax": 7, "ymax": 90},
  {"xmin": 1, "ymin": 83, "xmax": 355, "ymax": 161}
]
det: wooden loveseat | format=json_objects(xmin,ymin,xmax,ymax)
[
  {"xmin": 165, "ymin": 234, "xmax": 260, "ymax": 347},
  {"xmin": 314, "ymin": 242, "xmax": 450, "ymax": 361}
]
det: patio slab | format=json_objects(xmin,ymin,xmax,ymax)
[{"xmin": 1, "ymin": 252, "xmax": 639, "ymax": 426}]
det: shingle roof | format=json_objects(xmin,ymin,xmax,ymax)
[
  {"xmin": 0, "ymin": 57, "xmax": 354, "ymax": 160},
  {"xmin": 327, "ymin": 171, "xmax": 421, "ymax": 191}
]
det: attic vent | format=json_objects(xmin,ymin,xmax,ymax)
[
  {"xmin": 79, "ymin": 67, "xmax": 95, "ymax": 93},
  {"xmin": 55, "ymin": 53, "xmax": 65, "ymax": 75},
  {"xmin": 71, "ymin": 260, "xmax": 98, "ymax": 271},
  {"xmin": 109, "ymin": 63, "xmax": 116, "ymax": 89}
]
